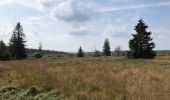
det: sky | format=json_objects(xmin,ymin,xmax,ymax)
[{"xmin": 0, "ymin": 0, "xmax": 170, "ymax": 52}]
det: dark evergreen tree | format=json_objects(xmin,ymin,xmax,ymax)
[
  {"xmin": 103, "ymin": 39, "xmax": 111, "ymax": 56},
  {"xmin": 9, "ymin": 22, "xmax": 27, "ymax": 60},
  {"xmin": 0, "ymin": 40, "xmax": 10, "ymax": 61},
  {"xmin": 128, "ymin": 19, "xmax": 156, "ymax": 59},
  {"xmin": 0, "ymin": 40, "xmax": 6, "ymax": 54},
  {"xmin": 77, "ymin": 46, "xmax": 84, "ymax": 57}
]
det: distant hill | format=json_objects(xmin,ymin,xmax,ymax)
[
  {"xmin": 26, "ymin": 48, "xmax": 71, "ymax": 56},
  {"xmin": 156, "ymin": 50, "xmax": 170, "ymax": 56},
  {"xmin": 85, "ymin": 51, "xmax": 127, "ymax": 56},
  {"xmin": 85, "ymin": 50, "xmax": 170, "ymax": 56},
  {"xmin": 26, "ymin": 49, "xmax": 170, "ymax": 57}
]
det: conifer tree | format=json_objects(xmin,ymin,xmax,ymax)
[
  {"xmin": 0, "ymin": 40, "xmax": 10, "ymax": 60},
  {"xmin": 0, "ymin": 40, "xmax": 6, "ymax": 54},
  {"xmin": 9, "ymin": 22, "xmax": 27, "ymax": 59},
  {"xmin": 78, "ymin": 46, "xmax": 84, "ymax": 57},
  {"xmin": 128, "ymin": 19, "xmax": 156, "ymax": 59},
  {"xmin": 103, "ymin": 39, "xmax": 111, "ymax": 56}
]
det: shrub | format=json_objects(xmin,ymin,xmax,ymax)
[
  {"xmin": 32, "ymin": 52, "xmax": 43, "ymax": 58},
  {"xmin": 0, "ymin": 86, "xmax": 63, "ymax": 100}
]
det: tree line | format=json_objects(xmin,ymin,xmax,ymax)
[
  {"xmin": 0, "ymin": 19, "xmax": 156, "ymax": 61},
  {"xmin": 78, "ymin": 19, "xmax": 156, "ymax": 59},
  {"xmin": 0, "ymin": 22, "xmax": 26, "ymax": 60}
]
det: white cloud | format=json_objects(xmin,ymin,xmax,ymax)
[
  {"xmin": 45, "ymin": 0, "xmax": 170, "ymax": 23},
  {"xmin": 0, "ymin": 0, "xmax": 170, "ymax": 51},
  {"xmin": 103, "ymin": 25, "xmax": 129, "ymax": 38},
  {"xmin": 0, "ymin": 0, "xmax": 37, "ymax": 8},
  {"xmin": 100, "ymin": 1, "xmax": 170, "ymax": 12},
  {"xmin": 37, "ymin": 0, "xmax": 55, "ymax": 10},
  {"xmin": 70, "ymin": 25, "xmax": 90, "ymax": 36},
  {"xmin": 50, "ymin": 0, "xmax": 99, "ymax": 22}
]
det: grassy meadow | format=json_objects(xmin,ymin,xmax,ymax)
[{"xmin": 0, "ymin": 56, "xmax": 170, "ymax": 100}]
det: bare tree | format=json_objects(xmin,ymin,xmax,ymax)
[
  {"xmin": 94, "ymin": 49, "xmax": 101, "ymax": 57},
  {"xmin": 114, "ymin": 46, "xmax": 121, "ymax": 56},
  {"xmin": 38, "ymin": 42, "xmax": 42, "ymax": 53}
]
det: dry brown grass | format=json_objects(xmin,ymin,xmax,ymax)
[{"xmin": 0, "ymin": 56, "xmax": 170, "ymax": 100}]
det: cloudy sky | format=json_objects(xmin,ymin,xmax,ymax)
[{"xmin": 0, "ymin": 0, "xmax": 170, "ymax": 52}]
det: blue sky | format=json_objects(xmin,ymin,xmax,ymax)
[{"xmin": 0, "ymin": 0, "xmax": 170, "ymax": 52}]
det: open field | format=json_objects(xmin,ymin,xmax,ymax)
[{"xmin": 0, "ymin": 56, "xmax": 170, "ymax": 100}]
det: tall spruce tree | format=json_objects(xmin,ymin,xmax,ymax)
[
  {"xmin": 103, "ymin": 39, "xmax": 111, "ymax": 56},
  {"xmin": 9, "ymin": 22, "xmax": 27, "ymax": 59},
  {"xmin": 77, "ymin": 46, "xmax": 84, "ymax": 57},
  {"xmin": 0, "ymin": 40, "xmax": 10, "ymax": 61},
  {"xmin": 128, "ymin": 19, "xmax": 156, "ymax": 59}
]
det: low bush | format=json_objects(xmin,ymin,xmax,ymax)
[
  {"xmin": 32, "ymin": 52, "xmax": 43, "ymax": 58},
  {"xmin": 0, "ymin": 86, "xmax": 63, "ymax": 100},
  {"xmin": 0, "ymin": 86, "xmax": 20, "ymax": 94}
]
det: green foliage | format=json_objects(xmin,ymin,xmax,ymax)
[
  {"xmin": 0, "ymin": 86, "xmax": 63, "ymax": 100},
  {"xmin": 9, "ymin": 22, "xmax": 27, "ymax": 60},
  {"xmin": 41, "ymin": 90, "xmax": 63, "ymax": 100},
  {"xmin": 128, "ymin": 19, "xmax": 156, "ymax": 59},
  {"xmin": 103, "ymin": 39, "xmax": 111, "ymax": 56},
  {"xmin": 0, "ymin": 86, "xmax": 20, "ymax": 94},
  {"xmin": 32, "ymin": 52, "xmax": 43, "ymax": 58},
  {"xmin": 0, "ymin": 40, "xmax": 10, "ymax": 61},
  {"xmin": 0, "ymin": 86, "xmax": 20, "ymax": 100},
  {"xmin": 77, "ymin": 46, "xmax": 84, "ymax": 57}
]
